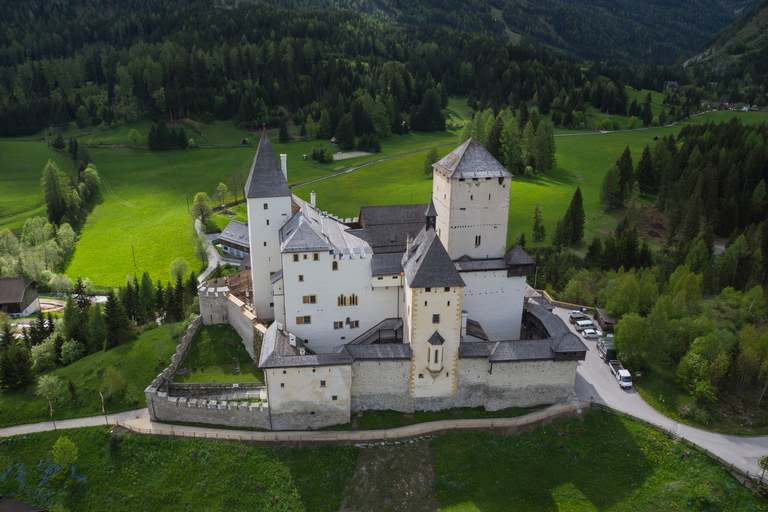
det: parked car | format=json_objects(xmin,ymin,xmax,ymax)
[
  {"xmin": 569, "ymin": 311, "xmax": 590, "ymax": 324},
  {"xmin": 597, "ymin": 337, "xmax": 617, "ymax": 361},
  {"xmin": 574, "ymin": 319, "xmax": 597, "ymax": 332},
  {"xmin": 581, "ymin": 329, "xmax": 602, "ymax": 340},
  {"xmin": 609, "ymin": 360, "xmax": 633, "ymax": 389}
]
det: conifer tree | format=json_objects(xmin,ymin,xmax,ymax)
[
  {"xmin": 104, "ymin": 290, "xmax": 132, "ymax": 349},
  {"xmin": 636, "ymin": 145, "xmax": 655, "ymax": 194},
  {"xmin": 0, "ymin": 346, "xmax": 34, "ymax": 391},
  {"xmin": 532, "ymin": 206, "xmax": 547, "ymax": 248},
  {"xmin": 335, "ymin": 113, "xmax": 355, "ymax": 150},
  {"xmin": 88, "ymin": 304, "xmax": 107, "ymax": 353},
  {"xmin": 155, "ymin": 280, "xmax": 166, "ymax": 321},
  {"xmin": 278, "ymin": 118, "xmax": 290, "ymax": 143},
  {"xmin": 40, "ymin": 160, "xmax": 68, "ymax": 224},
  {"xmin": 177, "ymin": 127, "xmax": 188, "ymax": 149},
  {"xmin": 566, "ymin": 187, "xmax": 586, "ymax": 244}
]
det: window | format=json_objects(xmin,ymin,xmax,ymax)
[
  {"xmin": 475, "ymin": 235, "xmax": 481, "ymax": 247},
  {"xmin": 312, "ymin": 369, "xmax": 316, "ymax": 372},
  {"xmin": 447, "ymin": 301, "xmax": 450, "ymax": 306},
  {"xmin": 266, "ymin": 219, "xmax": 270, "ymax": 226},
  {"xmin": 470, "ymin": 195, "xmax": 473, "ymax": 201},
  {"xmin": 283, "ymin": 370, "xmax": 286, "ymax": 374},
  {"xmin": 425, "ymin": 287, "xmax": 431, "ymax": 292},
  {"xmin": 424, "ymin": 301, "xmax": 428, "ymax": 306},
  {"xmin": 378, "ymin": 277, "xmax": 383, "ymax": 280},
  {"xmin": 303, "ymin": 254, "xmax": 308, "ymax": 260},
  {"xmin": 489, "ymin": 194, "xmax": 491, "ymax": 200},
  {"xmin": 334, "ymin": 321, "xmax": 344, "ymax": 329},
  {"xmin": 337, "ymin": 294, "xmax": 347, "ymax": 306},
  {"xmin": 263, "ymin": 203, "xmax": 268, "ymax": 209},
  {"xmin": 298, "ymin": 275, "xmax": 304, "ymax": 282},
  {"xmin": 432, "ymin": 314, "xmax": 440, "ymax": 324},
  {"xmin": 302, "ymin": 295, "xmax": 317, "ymax": 304},
  {"xmin": 280, "ymin": 383, "xmax": 285, "ymax": 387},
  {"xmin": 434, "ymin": 350, "xmax": 439, "ymax": 364},
  {"xmin": 313, "ymin": 253, "xmax": 319, "ymax": 261},
  {"xmin": 293, "ymin": 254, "xmax": 299, "ymax": 262},
  {"xmin": 269, "ymin": 302, "xmax": 274, "ymax": 307},
  {"xmin": 444, "ymin": 287, "xmax": 450, "ymax": 292},
  {"xmin": 350, "ymin": 294, "xmax": 358, "ymax": 306},
  {"xmin": 418, "ymin": 374, "xmax": 424, "ymax": 378},
  {"xmin": 332, "ymin": 261, "xmax": 338, "ymax": 271},
  {"xmin": 350, "ymin": 320, "xmax": 359, "ymax": 328},
  {"xmin": 320, "ymin": 380, "xmax": 326, "ymax": 387},
  {"xmin": 332, "ymin": 395, "xmax": 338, "ymax": 401},
  {"xmin": 296, "ymin": 316, "xmax": 311, "ymax": 324},
  {"xmin": 263, "ymin": 241, "xmax": 267, "ymax": 247}
]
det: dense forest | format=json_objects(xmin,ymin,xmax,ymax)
[{"xmin": 0, "ymin": 0, "xmax": 673, "ymax": 139}]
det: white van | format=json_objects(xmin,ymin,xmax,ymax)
[{"xmin": 575, "ymin": 320, "xmax": 597, "ymax": 332}]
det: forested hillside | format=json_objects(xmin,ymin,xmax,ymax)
[
  {"xmin": 0, "ymin": 0, "xmax": 658, "ymax": 138},
  {"xmin": 243, "ymin": 0, "xmax": 757, "ymax": 66}
]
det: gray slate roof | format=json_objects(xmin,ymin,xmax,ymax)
[
  {"xmin": 505, "ymin": 246, "xmax": 536, "ymax": 265},
  {"xmin": 270, "ymin": 269, "xmax": 283, "ymax": 284},
  {"xmin": 371, "ymin": 253, "xmax": 404, "ymax": 276},
  {"xmin": 343, "ymin": 344, "xmax": 412, "ymax": 360},
  {"xmin": 245, "ymin": 131, "xmax": 291, "ymax": 199},
  {"xmin": 259, "ymin": 323, "xmax": 353, "ymax": 369},
  {"xmin": 490, "ymin": 339, "xmax": 555, "ymax": 362},
  {"xmin": 352, "ymin": 204, "xmax": 428, "ymax": 254},
  {"xmin": 427, "ymin": 331, "xmax": 445, "ymax": 346},
  {"xmin": 218, "ymin": 220, "xmax": 249, "ymax": 246},
  {"xmin": 280, "ymin": 197, "xmax": 370, "ymax": 254},
  {"xmin": 425, "ymin": 200, "xmax": 437, "ymax": 218},
  {"xmin": 434, "ymin": 137, "xmax": 512, "ymax": 179},
  {"xmin": 401, "ymin": 227, "xmax": 465, "ymax": 288},
  {"xmin": 0, "ymin": 277, "xmax": 36, "ymax": 304},
  {"xmin": 458, "ymin": 342, "xmax": 496, "ymax": 358}
]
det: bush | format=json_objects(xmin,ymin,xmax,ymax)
[
  {"xmin": 600, "ymin": 119, "xmax": 612, "ymax": 131},
  {"xmin": 31, "ymin": 338, "xmax": 57, "ymax": 374},
  {"xmin": 61, "ymin": 339, "xmax": 86, "ymax": 365},
  {"xmin": 52, "ymin": 436, "xmax": 78, "ymax": 470},
  {"xmin": 37, "ymin": 374, "xmax": 64, "ymax": 399},
  {"xmin": 102, "ymin": 367, "xmax": 126, "ymax": 398},
  {"xmin": 524, "ymin": 166, "xmax": 536, "ymax": 178}
]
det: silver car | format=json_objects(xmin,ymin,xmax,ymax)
[{"xmin": 581, "ymin": 329, "xmax": 602, "ymax": 340}]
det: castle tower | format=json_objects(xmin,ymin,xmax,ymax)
[
  {"xmin": 432, "ymin": 137, "xmax": 512, "ymax": 260},
  {"xmin": 401, "ymin": 213, "xmax": 465, "ymax": 399},
  {"xmin": 246, "ymin": 131, "xmax": 293, "ymax": 320}
]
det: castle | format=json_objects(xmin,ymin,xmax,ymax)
[{"xmin": 160, "ymin": 133, "xmax": 587, "ymax": 430}]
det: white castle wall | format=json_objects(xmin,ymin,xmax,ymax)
[
  {"xmin": 461, "ymin": 272, "xmax": 526, "ymax": 341},
  {"xmin": 350, "ymin": 360, "xmax": 412, "ymax": 412},
  {"xmin": 486, "ymin": 360, "xmax": 577, "ymax": 410},
  {"xmin": 280, "ymin": 250, "xmax": 399, "ymax": 354},
  {"xmin": 265, "ymin": 365, "xmax": 352, "ymax": 430}
]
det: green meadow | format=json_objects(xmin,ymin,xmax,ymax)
[
  {"xmin": 1, "ymin": 107, "xmax": 766, "ymax": 287},
  {"xmin": 0, "ymin": 324, "xmax": 181, "ymax": 429},
  {"xmin": 1, "ymin": 411, "xmax": 764, "ymax": 512}
]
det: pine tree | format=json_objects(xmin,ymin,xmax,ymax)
[
  {"xmin": 318, "ymin": 109, "xmax": 332, "ymax": 139},
  {"xmin": 636, "ymin": 145, "xmax": 655, "ymax": 194},
  {"xmin": 177, "ymin": 127, "xmax": 189, "ymax": 149},
  {"xmin": 278, "ymin": 118, "xmax": 290, "ymax": 143},
  {"xmin": 500, "ymin": 116, "xmax": 523, "ymax": 174},
  {"xmin": 566, "ymin": 187, "xmax": 586, "ymax": 244},
  {"xmin": 104, "ymin": 290, "xmax": 132, "ymax": 349},
  {"xmin": 155, "ymin": 280, "xmax": 166, "ymax": 321},
  {"xmin": 62, "ymin": 297, "xmax": 85, "ymax": 344},
  {"xmin": 147, "ymin": 124, "xmax": 157, "ymax": 150},
  {"xmin": 186, "ymin": 271, "xmax": 198, "ymax": 306},
  {"xmin": 423, "ymin": 147, "xmax": 439, "ymax": 175},
  {"xmin": 532, "ymin": 206, "xmax": 547, "ymax": 248},
  {"xmin": 52, "ymin": 132, "xmax": 65, "ymax": 150},
  {"xmin": 460, "ymin": 121, "xmax": 473, "ymax": 143},
  {"xmin": 40, "ymin": 160, "xmax": 68, "ymax": 224},
  {"xmin": 1, "ymin": 346, "xmax": 34, "ymax": 391},
  {"xmin": 138, "ymin": 272, "xmax": 155, "ymax": 323},
  {"xmin": 335, "ymin": 113, "xmax": 355, "ymax": 150},
  {"xmin": 486, "ymin": 118, "xmax": 504, "ymax": 160},
  {"xmin": 583, "ymin": 237, "xmax": 603, "ymax": 269},
  {"xmin": 88, "ymin": 304, "xmax": 107, "ymax": 353}
]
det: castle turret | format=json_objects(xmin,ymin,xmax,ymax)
[
  {"xmin": 432, "ymin": 137, "xmax": 512, "ymax": 260},
  {"xmin": 246, "ymin": 131, "xmax": 294, "ymax": 319},
  {"xmin": 401, "ymin": 221, "xmax": 464, "ymax": 399}
]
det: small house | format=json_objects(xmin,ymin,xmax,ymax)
[
  {"xmin": 217, "ymin": 220, "xmax": 250, "ymax": 259},
  {"xmin": 594, "ymin": 307, "xmax": 615, "ymax": 333},
  {"xmin": 0, "ymin": 277, "xmax": 40, "ymax": 318}
]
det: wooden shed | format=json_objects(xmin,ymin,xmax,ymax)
[{"xmin": 594, "ymin": 307, "xmax": 615, "ymax": 332}]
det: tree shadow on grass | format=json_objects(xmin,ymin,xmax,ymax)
[
  {"xmin": 512, "ymin": 167, "xmax": 580, "ymax": 189},
  {"xmin": 432, "ymin": 411, "xmax": 654, "ymax": 511}
]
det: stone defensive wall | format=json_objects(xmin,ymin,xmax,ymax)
[{"xmin": 145, "ymin": 278, "xmax": 269, "ymax": 428}]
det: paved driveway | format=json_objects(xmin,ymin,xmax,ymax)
[{"xmin": 553, "ymin": 306, "xmax": 768, "ymax": 476}]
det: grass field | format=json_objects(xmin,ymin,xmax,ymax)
[
  {"xmin": 0, "ymin": 324, "xmax": 181, "ymax": 429},
  {"xmin": 174, "ymin": 324, "xmax": 263, "ymax": 384},
  {"xmin": 2, "ymin": 110, "xmax": 767, "ymax": 287},
  {"xmin": 1, "ymin": 411, "xmax": 764, "ymax": 511}
]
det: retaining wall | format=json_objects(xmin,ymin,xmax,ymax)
[{"xmin": 148, "ymin": 394, "xmax": 271, "ymax": 429}]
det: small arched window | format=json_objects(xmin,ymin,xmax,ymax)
[
  {"xmin": 332, "ymin": 261, "xmax": 338, "ymax": 271},
  {"xmin": 350, "ymin": 294, "xmax": 358, "ymax": 306},
  {"xmin": 337, "ymin": 294, "xmax": 347, "ymax": 307}
]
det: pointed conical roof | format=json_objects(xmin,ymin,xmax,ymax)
[
  {"xmin": 434, "ymin": 137, "xmax": 512, "ymax": 179},
  {"xmin": 401, "ymin": 227, "xmax": 465, "ymax": 288},
  {"xmin": 245, "ymin": 131, "xmax": 291, "ymax": 199},
  {"xmin": 425, "ymin": 200, "xmax": 437, "ymax": 218}
]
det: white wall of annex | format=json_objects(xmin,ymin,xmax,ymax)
[
  {"xmin": 280, "ymin": 250, "xmax": 400, "ymax": 354},
  {"xmin": 461, "ymin": 272, "xmax": 525, "ymax": 341}
]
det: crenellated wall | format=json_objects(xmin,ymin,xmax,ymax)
[{"xmin": 148, "ymin": 394, "xmax": 271, "ymax": 429}]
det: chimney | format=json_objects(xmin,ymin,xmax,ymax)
[
  {"xmin": 461, "ymin": 311, "xmax": 468, "ymax": 339},
  {"xmin": 406, "ymin": 234, "xmax": 414, "ymax": 258},
  {"xmin": 310, "ymin": 190, "xmax": 316, "ymax": 208},
  {"xmin": 299, "ymin": 346, "xmax": 306, "ymax": 356},
  {"xmin": 289, "ymin": 333, "xmax": 296, "ymax": 347},
  {"xmin": 280, "ymin": 154, "xmax": 287, "ymax": 181}
]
